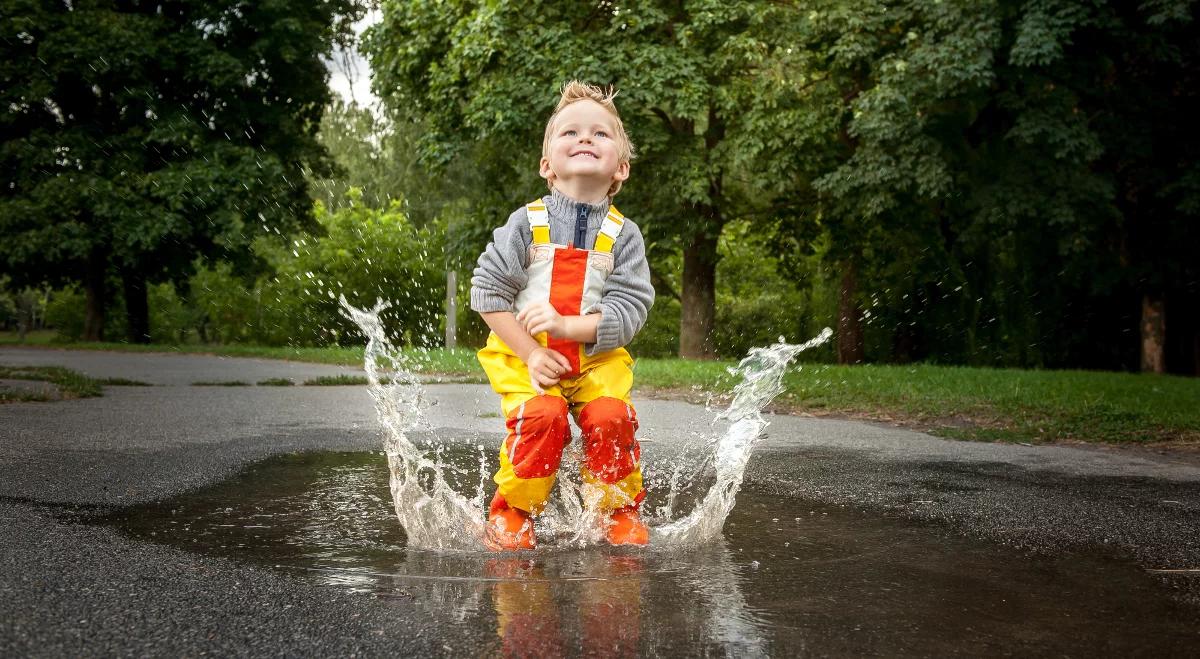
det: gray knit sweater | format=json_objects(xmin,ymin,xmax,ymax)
[{"xmin": 469, "ymin": 187, "xmax": 655, "ymax": 355}]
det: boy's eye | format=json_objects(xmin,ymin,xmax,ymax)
[
  {"xmin": 563, "ymin": 129, "xmax": 577, "ymax": 136},
  {"xmin": 595, "ymin": 131, "xmax": 609, "ymax": 138}
]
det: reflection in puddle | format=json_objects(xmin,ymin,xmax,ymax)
[{"xmin": 98, "ymin": 451, "xmax": 1198, "ymax": 655}]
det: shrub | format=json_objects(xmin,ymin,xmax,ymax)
[{"xmin": 44, "ymin": 286, "xmax": 86, "ymax": 341}]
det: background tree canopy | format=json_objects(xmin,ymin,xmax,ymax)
[
  {"xmin": 2, "ymin": 0, "xmax": 1197, "ymax": 375},
  {"xmin": 1, "ymin": 0, "xmax": 368, "ymax": 341},
  {"xmin": 363, "ymin": 0, "xmax": 1199, "ymax": 373}
]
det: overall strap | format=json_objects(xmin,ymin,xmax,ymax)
[
  {"xmin": 526, "ymin": 199, "xmax": 550, "ymax": 245},
  {"xmin": 592, "ymin": 205, "xmax": 626, "ymax": 253}
]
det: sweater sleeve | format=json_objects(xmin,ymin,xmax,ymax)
[
  {"xmin": 470, "ymin": 207, "xmax": 530, "ymax": 313},
  {"xmin": 583, "ymin": 220, "xmax": 656, "ymax": 354}
]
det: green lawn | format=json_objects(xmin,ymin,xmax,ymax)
[{"xmin": 3, "ymin": 332, "xmax": 1197, "ymax": 445}]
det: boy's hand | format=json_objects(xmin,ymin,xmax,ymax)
[
  {"xmin": 516, "ymin": 301, "xmax": 566, "ymax": 338},
  {"xmin": 525, "ymin": 346, "xmax": 571, "ymax": 393}
]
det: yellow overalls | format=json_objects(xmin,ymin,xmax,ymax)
[{"xmin": 478, "ymin": 199, "xmax": 645, "ymax": 515}]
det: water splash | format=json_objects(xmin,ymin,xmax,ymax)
[
  {"xmin": 341, "ymin": 296, "xmax": 831, "ymax": 551},
  {"xmin": 340, "ymin": 297, "xmax": 484, "ymax": 550},
  {"xmin": 654, "ymin": 328, "xmax": 833, "ymax": 546}
]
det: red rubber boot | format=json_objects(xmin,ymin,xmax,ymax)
[
  {"xmin": 485, "ymin": 492, "xmax": 536, "ymax": 551},
  {"xmin": 606, "ymin": 505, "xmax": 649, "ymax": 546}
]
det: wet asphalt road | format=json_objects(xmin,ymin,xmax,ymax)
[{"xmin": 1, "ymin": 347, "xmax": 1198, "ymax": 656}]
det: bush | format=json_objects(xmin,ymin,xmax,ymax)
[
  {"xmin": 629, "ymin": 297, "xmax": 680, "ymax": 358},
  {"xmin": 189, "ymin": 189, "xmax": 449, "ymax": 348},
  {"xmin": 149, "ymin": 282, "xmax": 193, "ymax": 344},
  {"xmin": 189, "ymin": 262, "xmax": 259, "ymax": 344},
  {"xmin": 44, "ymin": 286, "xmax": 86, "ymax": 341},
  {"xmin": 711, "ymin": 221, "xmax": 816, "ymax": 358},
  {"xmin": 0, "ymin": 290, "xmax": 17, "ymax": 331}
]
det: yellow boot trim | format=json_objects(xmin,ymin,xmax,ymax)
[
  {"xmin": 494, "ymin": 442, "xmax": 556, "ymax": 515},
  {"xmin": 582, "ymin": 467, "xmax": 643, "ymax": 512}
]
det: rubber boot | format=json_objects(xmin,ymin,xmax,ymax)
[
  {"xmin": 486, "ymin": 492, "xmax": 536, "ymax": 551},
  {"xmin": 606, "ymin": 505, "xmax": 649, "ymax": 546}
]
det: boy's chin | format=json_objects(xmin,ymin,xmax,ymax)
[{"xmin": 556, "ymin": 169, "xmax": 618, "ymax": 184}]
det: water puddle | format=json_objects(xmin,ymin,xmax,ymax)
[
  {"xmin": 98, "ymin": 450, "xmax": 1199, "ymax": 655},
  {"xmin": 90, "ymin": 303, "xmax": 1197, "ymax": 652}
]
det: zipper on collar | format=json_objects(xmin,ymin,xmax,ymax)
[{"xmin": 574, "ymin": 203, "xmax": 588, "ymax": 249}]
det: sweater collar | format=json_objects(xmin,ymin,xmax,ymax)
[{"xmin": 545, "ymin": 186, "xmax": 610, "ymax": 225}]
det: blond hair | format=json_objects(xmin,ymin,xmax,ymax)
[{"xmin": 542, "ymin": 80, "xmax": 635, "ymax": 196}]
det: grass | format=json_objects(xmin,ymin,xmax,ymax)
[
  {"xmin": 97, "ymin": 377, "xmax": 152, "ymax": 386},
  {"xmin": 304, "ymin": 374, "xmax": 369, "ymax": 386},
  {"xmin": 256, "ymin": 377, "xmax": 295, "ymax": 386},
  {"xmin": 4, "ymin": 332, "xmax": 1198, "ymax": 445},
  {"xmin": 633, "ymin": 357, "xmax": 1200, "ymax": 445},
  {"xmin": 0, "ymin": 365, "xmax": 103, "ymax": 402},
  {"xmin": 771, "ymin": 362, "xmax": 1200, "ymax": 445},
  {"xmin": 191, "ymin": 381, "xmax": 250, "ymax": 387},
  {"xmin": 1, "ymin": 331, "xmax": 482, "ymax": 374}
]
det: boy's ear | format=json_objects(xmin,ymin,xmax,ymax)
[
  {"xmin": 612, "ymin": 160, "xmax": 630, "ymax": 183},
  {"xmin": 539, "ymin": 156, "xmax": 555, "ymax": 182}
]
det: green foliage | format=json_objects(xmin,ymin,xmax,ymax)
[
  {"xmin": 148, "ymin": 283, "xmax": 193, "ymax": 345},
  {"xmin": 743, "ymin": 0, "xmax": 1200, "ymax": 371},
  {"xmin": 188, "ymin": 189, "xmax": 447, "ymax": 347},
  {"xmin": 0, "ymin": 279, "xmax": 18, "ymax": 330},
  {"xmin": 308, "ymin": 98, "xmax": 478, "ymax": 242},
  {"xmin": 364, "ymin": 0, "xmax": 812, "ymax": 356},
  {"xmin": 188, "ymin": 262, "xmax": 259, "ymax": 344},
  {"xmin": 8, "ymin": 0, "xmax": 1198, "ymax": 371},
  {"xmin": 712, "ymin": 221, "xmax": 812, "ymax": 357},
  {"xmin": 628, "ymin": 297, "xmax": 680, "ymax": 359},
  {"xmin": 1, "ymin": 0, "xmax": 369, "ymax": 339},
  {"xmin": 44, "ymin": 286, "xmax": 86, "ymax": 342}
]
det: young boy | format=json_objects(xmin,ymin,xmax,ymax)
[{"xmin": 470, "ymin": 81, "xmax": 655, "ymax": 550}]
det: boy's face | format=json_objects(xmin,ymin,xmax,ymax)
[{"xmin": 540, "ymin": 99, "xmax": 629, "ymax": 193}]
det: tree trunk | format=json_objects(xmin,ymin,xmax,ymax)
[
  {"xmin": 837, "ymin": 261, "xmax": 864, "ymax": 364},
  {"xmin": 1140, "ymin": 293, "xmax": 1165, "ymax": 373},
  {"xmin": 83, "ymin": 248, "xmax": 108, "ymax": 341},
  {"xmin": 679, "ymin": 230, "xmax": 718, "ymax": 359},
  {"xmin": 123, "ymin": 270, "xmax": 151, "ymax": 344},
  {"xmin": 16, "ymin": 290, "xmax": 33, "ymax": 341}
]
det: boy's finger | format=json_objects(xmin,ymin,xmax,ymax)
[{"xmin": 550, "ymin": 351, "xmax": 571, "ymax": 369}]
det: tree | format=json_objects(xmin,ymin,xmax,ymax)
[
  {"xmin": 365, "ymin": 0, "xmax": 800, "ymax": 358},
  {"xmin": 1, "ymin": 0, "xmax": 368, "ymax": 341},
  {"xmin": 744, "ymin": 0, "xmax": 1199, "ymax": 372}
]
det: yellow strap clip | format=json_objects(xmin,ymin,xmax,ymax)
[
  {"xmin": 526, "ymin": 200, "xmax": 550, "ymax": 244},
  {"xmin": 593, "ymin": 205, "xmax": 625, "ymax": 253}
]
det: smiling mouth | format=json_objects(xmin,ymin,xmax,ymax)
[{"xmin": 571, "ymin": 151, "xmax": 599, "ymax": 159}]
